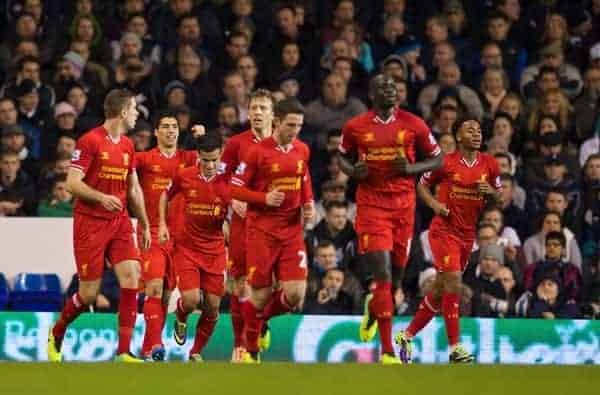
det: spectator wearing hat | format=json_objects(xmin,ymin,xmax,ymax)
[
  {"xmin": 528, "ymin": 272, "xmax": 579, "ymax": 319},
  {"xmin": 523, "ymin": 131, "xmax": 580, "ymax": 187},
  {"xmin": 526, "ymin": 153, "xmax": 582, "ymax": 226},
  {"xmin": 574, "ymin": 65, "xmax": 600, "ymax": 144},
  {"xmin": 0, "ymin": 56, "xmax": 55, "ymax": 113},
  {"xmin": 111, "ymin": 13, "xmax": 161, "ymax": 69},
  {"xmin": 520, "ymin": 41, "xmax": 583, "ymax": 100},
  {"xmin": 523, "ymin": 211, "xmax": 582, "ymax": 271},
  {"xmin": 163, "ymin": 80, "xmax": 187, "ymax": 109},
  {"xmin": 0, "ymin": 150, "xmax": 36, "ymax": 216},
  {"xmin": 464, "ymin": 244, "xmax": 510, "ymax": 318},
  {"xmin": 305, "ymin": 200, "xmax": 357, "ymax": 270},
  {"xmin": 53, "ymin": 51, "xmax": 104, "ymax": 102},
  {"xmin": 524, "ymin": 231, "xmax": 582, "ymax": 302}
]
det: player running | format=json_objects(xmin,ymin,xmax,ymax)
[
  {"xmin": 135, "ymin": 111, "xmax": 201, "ymax": 361},
  {"xmin": 47, "ymin": 89, "xmax": 151, "ymax": 362},
  {"xmin": 221, "ymin": 89, "xmax": 274, "ymax": 361},
  {"xmin": 159, "ymin": 131, "xmax": 231, "ymax": 362},
  {"xmin": 231, "ymin": 98, "xmax": 314, "ymax": 363},
  {"xmin": 338, "ymin": 74, "xmax": 442, "ymax": 364},
  {"xmin": 395, "ymin": 117, "xmax": 501, "ymax": 363}
]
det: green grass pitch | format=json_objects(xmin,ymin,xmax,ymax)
[{"xmin": 0, "ymin": 363, "xmax": 598, "ymax": 395}]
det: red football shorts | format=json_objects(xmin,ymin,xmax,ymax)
[
  {"xmin": 73, "ymin": 214, "xmax": 140, "ymax": 281},
  {"xmin": 140, "ymin": 238, "xmax": 175, "ymax": 290},
  {"xmin": 355, "ymin": 203, "xmax": 415, "ymax": 268},
  {"xmin": 173, "ymin": 244, "xmax": 225, "ymax": 296},
  {"xmin": 429, "ymin": 228, "xmax": 474, "ymax": 273},
  {"xmin": 227, "ymin": 214, "xmax": 247, "ymax": 279},
  {"xmin": 246, "ymin": 228, "xmax": 307, "ymax": 288}
]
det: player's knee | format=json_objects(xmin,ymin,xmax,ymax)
[
  {"xmin": 182, "ymin": 294, "xmax": 201, "ymax": 312},
  {"xmin": 284, "ymin": 290, "xmax": 305, "ymax": 309},
  {"xmin": 145, "ymin": 284, "xmax": 163, "ymax": 298},
  {"xmin": 78, "ymin": 289, "xmax": 98, "ymax": 305},
  {"xmin": 443, "ymin": 274, "xmax": 462, "ymax": 294}
]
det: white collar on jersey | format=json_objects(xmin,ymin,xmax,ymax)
[
  {"xmin": 460, "ymin": 153, "xmax": 480, "ymax": 168},
  {"xmin": 159, "ymin": 148, "xmax": 176, "ymax": 159},
  {"xmin": 105, "ymin": 134, "xmax": 121, "ymax": 144},
  {"xmin": 276, "ymin": 144, "xmax": 293, "ymax": 153},
  {"xmin": 373, "ymin": 113, "xmax": 397, "ymax": 124}
]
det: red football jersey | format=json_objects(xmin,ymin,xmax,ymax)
[
  {"xmin": 70, "ymin": 126, "xmax": 136, "ymax": 219},
  {"xmin": 136, "ymin": 148, "xmax": 197, "ymax": 238},
  {"xmin": 422, "ymin": 151, "xmax": 502, "ymax": 239},
  {"xmin": 221, "ymin": 129, "xmax": 260, "ymax": 179},
  {"xmin": 340, "ymin": 109, "xmax": 441, "ymax": 209},
  {"xmin": 168, "ymin": 167, "xmax": 231, "ymax": 260},
  {"xmin": 231, "ymin": 136, "xmax": 313, "ymax": 238}
]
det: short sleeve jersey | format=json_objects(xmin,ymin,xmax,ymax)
[
  {"xmin": 136, "ymin": 148, "xmax": 197, "ymax": 238},
  {"xmin": 421, "ymin": 151, "xmax": 502, "ymax": 239},
  {"xmin": 231, "ymin": 137, "xmax": 312, "ymax": 238},
  {"xmin": 340, "ymin": 109, "xmax": 441, "ymax": 209},
  {"xmin": 70, "ymin": 126, "xmax": 136, "ymax": 219}
]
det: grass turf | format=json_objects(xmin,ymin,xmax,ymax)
[{"xmin": 0, "ymin": 363, "xmax": 598, "ymax": 395}]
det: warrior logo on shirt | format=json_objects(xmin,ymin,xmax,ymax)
[
  {"xmin": 363, "ymin": 133, "xmax": 375, "ymax": 142},
  {"xmin": 452, "ymin": 173, "xmax": 462, "ymax": 182},
  {"xmin": 152, "ymin": 165, "xmax": 161, "ymax": 172},
  {"xmin": 100, "ymin": 152, "xmax": 109, "ymax": 160},
  {"xmin": 271, "ymin": 163, "xmax": 280, "ymax": 173},
  {"xmin": 188, "ymin": 189, "xmax": 197, "ymax": 197}
]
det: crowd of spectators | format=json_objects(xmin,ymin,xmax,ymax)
[{"xmin": 0, "ymin": 0, "xmax": 599, "ymax": 319}]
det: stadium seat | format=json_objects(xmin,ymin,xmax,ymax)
[
  {"xmin": 9, "ymin": 273, "xmax": 62, "ymax": 312},
  {"xmin": 0, "ymin": 273, "xmax": 9, "ymax": 310}
]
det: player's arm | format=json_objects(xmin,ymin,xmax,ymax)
[
  {"xmin": 337, "ymin": 123, "xmax": 368, "ymax": 180},
  {"xmin": 230, "ymin": 149, "xmax": 284, "ymax": 207},
  {"xmin": 66, "ymin": 168, "xmax": 123, "ymax": 211},
  {"xmin": 127, "ymin": 171, "xmax": 151, "ymax": 249},
  {"xmin": 417, "ymin": 171, "xmax": 449, "ymax": 216},
  {"xmin": 394, "ymin": 121, "xmax": 443, "ymax": 176},
  {"xmin": 301, "ymin": 160, "xmax": 315, "ymax": 222},
  {"xmin": 158, "ymin": 190, "xmax": 170, "ymax": 243}
]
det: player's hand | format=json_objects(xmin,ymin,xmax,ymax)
[
  {"xmin": 223, "ymin": 220, "xmax": 231, "ymax": 244},
  {"xmin": 231, "ymin": 199, "xmax": 247, "ymax": 218},
  {"xmin": 141, "ymin": 225, "xmax": 151, "ymax": 250},
  {"xmin": 431, "ymin": 200, "xmax": 450, "ymax": 217},
  {"xmin": 392, "ymin": 155, "xmax": 411, "ymax": 175},
  {"xmin": 158, "ymin": 223, "xmax": 170, "ymax": 244},
  {"xmin": 191, "ymin": 124, "xmax": 206, "ymax": 137},
  {"xmin": 353, "ymin": 161, "xmax": 368, "ymax": 180},
  {"xmin": 317, "ymin": 288, "xmax": 330, "ymax": 304},
  {"xmin": 394, "ymin": 288, "xmax": 405, "ymax": 308},
  {"xmin": 303, "ymin": 201, "xmax": 315, "ymax": 223},
  {"xmin": 477, "ymin": 181, "xmax": 495, "ymax": 196},
  {"xmin": 100, "ymin": 194, "xmax": 123, "ymax": 212},
  {"xmin": 265, "ymin": 188, "xmax": 285, "ymax": 207}
]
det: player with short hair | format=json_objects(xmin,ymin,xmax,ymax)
[
  {"xmin": 159, "ymin": 131, "xmax": 231, "ymax": 362},
  {"xmin": 231, "ymin": 97, "xmax": 314, "ymax": 363},
  {"xmin": 221, "ymin": 89, "xmax": 275, "ymax": 361},
  {"xmin": 395, "ymin": 117, "xmax": 501, "ymax": 363},
  {"xmin": 338, "ymin": 74, "xmax": 442, "ymax": 364},
  {"xmin": 135, "ymin": 110, "xmax": 201, "ymax": 361},
  {"xmin": 48, "ymin": 89, "xmax": 151, "ymax": 362}
]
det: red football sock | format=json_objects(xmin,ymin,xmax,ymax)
[
  {"xmin": 263, "ymin": 289, "xmax": 292, "ymax": 321},
  {"xmin": 189, "ymin": 312, "xmax": 218, "ymax": 356},
  {"xmin": 442, "ymin": 292, "xmax": 460, "ymax": 347},
  {"xmin": 369, "ymin": 281, "xmax": 394, "ymax": 355},
  {"xmin": 406, "ymin": 293, "xmax": 440, "ymax": 338},
  {"xmin": 52, "ymin": 292, "xmax": 86, "ymax": 344},
  {"xmin": 242, "ymin": 301, "xmax": 263, "ymax": 353},
  {"xmin": 230, "ymin": 295, "xmax": 246, "ymax": 348},
  {"xmin": 142, "ymin": 297, "xmax": 163, "ymax": 355},
  {"xmin": 175, "ymin": 298, "xmax": 190, "ymax": 323},
  {"xmin": 117, "ymin": 288, "xmax": 138, "ymax": 355}
]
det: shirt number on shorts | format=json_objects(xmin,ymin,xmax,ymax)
[{"xmin": 298, "ymin": 251, "xmax": 307, "ymax": 268}]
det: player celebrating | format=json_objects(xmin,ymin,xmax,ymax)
[
  {"xmin": 47, "ymin": 89, "xmax": 151, "ymax": 362},
  {"xmin": 338, "ymin": 74, "xmax": 442, "ymax": 364},
  {"xmin": 231, "ymin": 98, "xmax": 314, "ymax": 363},
  {"xmin": 159, "ymin": 131, "xmax": 230, "ymax": 362},
  {"xmin": 395, "ymin": 117, "xmax": 501, "ymax": 363},
  {"xmin": 135, "ymin": 111, "xmax": 200, "ymax": 361},
  {"xmin": 221, "ymin": 89, "xmax": 274, "ymax": 361}
]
